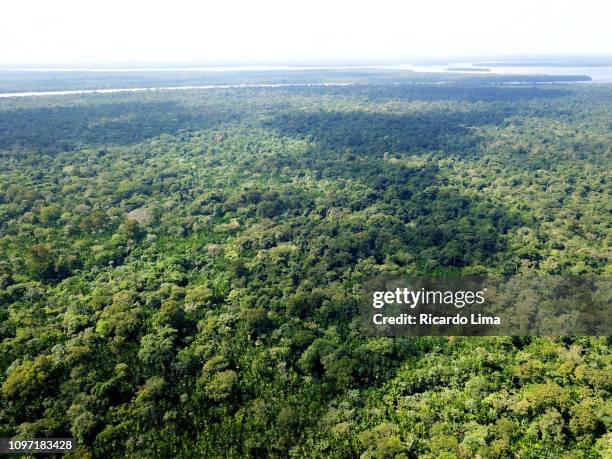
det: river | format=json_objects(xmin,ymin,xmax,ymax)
[{"xmin": 1, "ymin": 63, "xmax": 611, "ymax": 98}]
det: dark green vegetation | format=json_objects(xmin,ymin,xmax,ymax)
[{"xmin": 0, "ymin": 71, "xmax": 610, "ymax": 458}]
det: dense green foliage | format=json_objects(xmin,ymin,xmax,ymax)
[{"xmin": 0, "ymin": 72, "xmax": 610, "ymax": 457}]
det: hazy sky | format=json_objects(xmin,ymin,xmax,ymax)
[{"xmin": 1, "ymin": 0, "xmax": 611, "ymax": 65}]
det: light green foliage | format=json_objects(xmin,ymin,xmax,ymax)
[{"xmin": 2, "ymin": 354, "xmax": 54, "ymax": 399}]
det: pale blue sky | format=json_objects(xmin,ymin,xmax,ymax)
[{"xmin": 1, "ymin": 0, "xmax": 611, "ymax": 65}]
